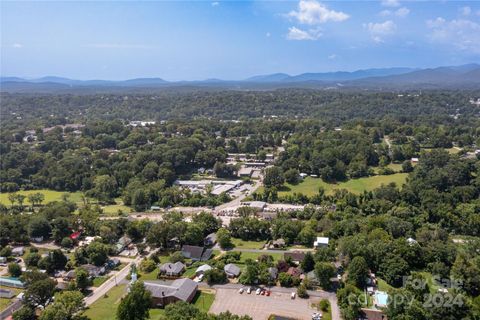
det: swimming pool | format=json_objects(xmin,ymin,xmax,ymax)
[{"xmin": 374, "ymin": 291, "xmax": 389, "ymax": 308}]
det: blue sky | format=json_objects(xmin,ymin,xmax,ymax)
[{"xmin": 1, "ymin": 0, "xmax": 480, "ymax": 80}]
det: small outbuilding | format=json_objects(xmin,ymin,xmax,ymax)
[
  {"xmin": 224, "ymin": 263, "xmax": 241, "ymax": 278},
  {"xmin": 11, "ymin": 247, "xmax": 24, "ymax": 256},
  {"xmin": 195, "ymin": 264, "xmax": 213, "ymax": 276},
  {"xmin": 314, "ymin": 237, "xmax": 329, "ymax": 248}
]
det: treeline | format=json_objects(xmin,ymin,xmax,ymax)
[{"xmin": 1, "ymin": 90, "xmax": 478, "ymax": 126}]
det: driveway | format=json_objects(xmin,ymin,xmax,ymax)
[{"xmin": 210, "ymin": 288, "xmax": 323, "ymax": 320}]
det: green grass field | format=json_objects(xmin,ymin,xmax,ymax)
[
  {"xmin": 312, "ymin": 300, "xmax": 332, "ymax": 320},
  {"xmin": 275, "ymin": 173, "xmax": 408, "ymax": 197},
  {"xmin": 92, "ymin": 276, "xmax": 110, "ymax": 287},
  {"xmin": 234, "ymin": 251, "xmax": 283, "ymax": 263},
  {"xmin": 139, "ymin": 269, "xmax": 161, "ymax": 281},
  {"xmin": 101, "ymin": 204, "xmax": 133, "ymax": 215},
  {"xmin": 377, "ymin": 278, "xmax": 394, "ymax": 292},
  {"xmin": 84, "ymin": 284, "xmax": 214, "ymax": 320},
  {"xmin": 231, "ymin": 238, "xmax": 266, "ymax": 250},
  {"xmin": 373, "ymin": 163, "xmax": 403, "ymax": 174},
  {"xmin": 149, "ymin": 291, "xmax": 215, "ymax": 319},
  {"xmin": 417, "ymin": 272, "xmax": 442, "ymax": 294},
  {"xmin": 0, "ymin": 190, "xmax": 135, "ymax": 215},
  {"xmin": 83, "ymin": 284, "xmax": 127, "ymax": 320},
  {"xmin": 0, "ymin": 189, "xmax": 84, "ymax": 206}
]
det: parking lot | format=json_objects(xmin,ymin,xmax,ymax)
[{"xmin": 209, "ymin": 288, "xmax": 321, "ymax": 320}]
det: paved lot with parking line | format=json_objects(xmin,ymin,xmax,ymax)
[{"xmin": 209, "ymin": 288, "xmax": 321, "ymax": 320}]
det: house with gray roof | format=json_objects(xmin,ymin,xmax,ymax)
[
  {"xmin": 204, "ymin": 233, "xmax": 217, "ymax": 246},
  {"xmin": 144, "ymin": 278, "xmax": 198, "ymax": 307},
  {"xmin": 181, "ymin": 245, "xmax": 213, "ymax": 261},
  {"xmin": 159, "ymin": 262, "xmax": 185, "ymax": 277},
  {"xmin": 224, "ymin": 263, "xmax": 241, "ymax": 278},
  {"xmin": 268, "ymin": 267, "xmax": 278, "ymax": 280}
]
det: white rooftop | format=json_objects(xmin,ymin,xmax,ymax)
[{"xmin": 314, "ymin": 237, "xmax": 329, "ymax": 246}]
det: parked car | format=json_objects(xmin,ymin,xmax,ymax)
[
  {"xmin": 261, "ymin": 290, "xmax": 265, "ymax": 295},
  {"xmin": 266, "ymin": 290, "xmax": 271, "ymax": 296},
  {"xmin": 256, "ymin": 288, "xmax": 261, "ymax": 295},
  {"xmin": 312, "ymin": 312, "xmax": 322, "ymax": 320},
  {"xmin": 291, "ymin": 292, "xmax": 296, "ymax": 299},
  {"xmin": 239, "ymin": 288, "xmax": 244, "ymax": 294},
  {"xmin": 247, "ymin": 287, "xmax": 252, "ymax": 294}
]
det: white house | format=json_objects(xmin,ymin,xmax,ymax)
[{"xmin": 314, "ymin": 237, "xmax": 329, "ymax": 248}]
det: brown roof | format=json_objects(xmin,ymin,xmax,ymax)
[
  {"xmin": 286, "ymin": 267, "xmax": 302, "ymax": 277},
  {"xmin": 360, "ymin": 308, "xmax": 388, "ymax": 320},
  {"xmin": 284, "ymin": 251, "xmax": 306, "ymax": 262}
]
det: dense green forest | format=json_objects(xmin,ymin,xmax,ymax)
[{"xmin": 1, "ymin": 89, "xmax": 480, "ymax": 320}]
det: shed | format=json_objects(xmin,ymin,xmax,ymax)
[
  {"xmin": 224, "ymin": 263, "xmax": 241, "ymax": 278},
  {"xmin": 11, "ymin": 247, "xmax": 24, "ymax": 256},
  {"xmin": 195, "ymin": 264, "xmax": 213, "ymax": 276},
  {"xmin": 313, "ymin": 237, "xmax": 329, "ymax": 247}
]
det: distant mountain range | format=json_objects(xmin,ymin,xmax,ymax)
[{"xmin": 1, "ymin": 64, "xmax": 479, "ymax": 92}]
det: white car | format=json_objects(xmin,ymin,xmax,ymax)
[
  {"xmin": 247, "ymin": 287, "xmax": 252, "ymax": 294},
  {"xmin": 239, "ymin": 288, "xmax": 244, "ymax": 294},
  {"xmin": 291, "ymin": 292, "xmax": 296, "ymax": 299},
  {"xmin": 256, "ymin": 288, "xmax": 261, "ymax": 295},
  {"xmin": 312, "ymin": 312, "xmax": 322, "ymax": 320}
]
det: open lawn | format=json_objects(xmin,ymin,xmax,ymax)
[
  {"xmin": 231, "ymin": 238, "xmax": 266, "ymax": 250},
  {"xmin": 275, "ymin": 174, "xmax": 408, "ymax": 197},
  {"xmin": 193, "ymin": 291, "xmax": 215, "ymax": 313},
  {"xmin": 234, "ymin": 251, "xmax": 283, "ymax": 263},
  {"xmin": 0, "ymin": 189, "xmax": 84, "ymax": 206},
  {"xmin": 373, "ymin": 163, "xmax": 403, "ymax": 174},
  {"xmin": 377, "ymin": 278, "xmax": 394, "ymax": 292},
  {"xmin": 83, "ymin": 284, "xmax": 127, "ymax": 320},
  {"xmin": 312, "ymin": 300, "xmax": 332, "ymax": 320},
  {"xmin": 139, "ymin": 269, "xmax": 160, "ymax": 281},
  {"xmin": 0, "ymin": 189, "xmax": 135, "ymax": 215},
  {"xmin": 101, "ymin": 204, "xmax": 133, "ymax": 215},
  {"xmin": 418, "ymin": 272, "xmax": 442, "ymax": 294},
  {"xmin": 92, "ymin": 276, "xmax": 110, "ymax": 287},
  {"xmin": 183, "ymin": 266, "xmax": 197, "ymax": 278},
  {"xmin": 149, "ymin": 291, "xmax": 215, "ymax": 319}
]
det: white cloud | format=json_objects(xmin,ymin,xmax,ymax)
[
  {"xmin": 328, "ymin": 54, "xmax": 337, "ymax": 59},
  {"xmin": 460, "ymin": 6, "xmax": 471, "ymax": 16},
  {"xmin": 288, "ymin": 0, "xmax": 349, "ymax": 25},
  {"xmin": 364, "ymin": 20, "xmax": 396, "ymax": 42},
  {"xmin": 12, "ymin": 43, "xmax": 23, "ymax": 48},
  {"xmin": 381, "ymin": 0, "xmax": 400, "ymax": 7},
  {"xmin": 426, "ymin": 17, "xmax": 480, "ymax": 53},
  {"xmin": 211, "ymin": 2, "xmax": 219, "ymax": 7},
  {"xmin": 395, "ymin": 7, "xmax": 410, "ymax": 17},
  {"xmin": 379, "ymin": 10, "xmax": 392, "ymax": 17},
  {"xmin": 286, "ymin": 26, "xmax": 322, "ymax": 40},
  {"xmin": 379, "ymin": 7, "xmax": 409, "ymax": 17}
]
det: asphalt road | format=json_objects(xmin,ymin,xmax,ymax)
[{"xmin": 84, "ymin": 249, "xmax": 157, "ymax": 307}]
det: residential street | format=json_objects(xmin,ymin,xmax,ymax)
[
  {"xmin": 84, "ymin": 259, "xmax": 133, "ymax": 306},
  {"xmin": 84, "ymin": 249, "xmax": 157, "ymax": 307}
]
